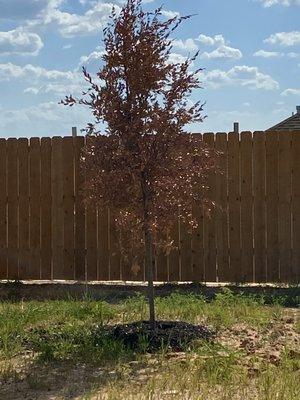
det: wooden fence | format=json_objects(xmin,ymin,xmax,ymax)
[{"xmin": 0, "ymin": 131, "xmax": 299, "ymax": 283}]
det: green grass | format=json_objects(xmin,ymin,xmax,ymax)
[{"xmin": 0, "ymin": 289, "xmax": 299, "ymax": 399}]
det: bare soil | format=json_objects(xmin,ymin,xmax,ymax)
[{"xmin": 0, "ymin": 308, "xmax": 299, "ymax": 400}]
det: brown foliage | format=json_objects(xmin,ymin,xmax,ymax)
[{"xmin": 62, "ymin": 0, "xmax": 217, "ymax": 265}]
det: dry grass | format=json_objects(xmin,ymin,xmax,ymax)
[{"xmin": 0, "ymin": 289, "xmax": 299, "ymax": 399}]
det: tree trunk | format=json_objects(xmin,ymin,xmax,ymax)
[{"xmin": 145, "ymin": 228, "xmax": 155, "ymax": 328}]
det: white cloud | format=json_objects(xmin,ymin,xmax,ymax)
[
  {"xmin": 33, "ymin": 2, "xmax": 121, "ymax": 38},
  {"xmin": 257, "ymin": 0, "xmax": 300, "ymax": 7},
  {"xmin": 160, "ymin": 10, "xmax": 180, "ymax": 19},
  {"xmin": 253, "ymin": 49, "xmax": 283, "ymax": 58},
  {"xmin": 287, "ymin": 52, "xmax": 300, "ymax": 58},
  {"xmin": 199, "ymin": 108, "xmax": 263, "ymax": 132},
  {"xmin": 196, "ymin": 34, "xmax": 226, "ymax": 47},
  {"xmin": 79, "ymin": 50, "xmax": 105, "ymax": 65},
  {"xmin": 0, "ymin": 62, "xmax": 79, "ymax": 82},
  {"xmin": 172, "ymin": 39, "xmax": 198, "ymax": 52},
  {"xmin": 174, "ymin": 34, "xmax": 242, "ymax": 60},
  {"xmin": 0, "ymin": 28, "xmax": 43, "ymax": 56},
  {"xmin": 264, "ymin": 31, "xmax": 300, "ymax": 46},
  {"xmin": 24, "ymin": 83, "xmax": 85, "ymax": 95},
  {"xmin": 0, "ymin": 62, "xmax": 85, "ymax": 96},
  {"xmin": 201, "ymin": 45, "xmax": 242, "ymax": 60},
  {"xmin": 0, "ymin": 100, "xmax": 90, "ymax": 137},
  {"xmin": 0, "ymin": 0, "xmax": 63, "ymax": 20},
  {"xmin": 281, "ymin": 88, "xmax": 300, "ymax": 96},
  {"xmin": 192, "ymin": 34, "xmax": 243, "ymax": 60},
  {"xmin": 24, "ymin": 87, "xmax": 40, "ymax": 95},
  {"xmin": 167, "ymin": 53, "xmax": 188, "ymax": 65},
  {"xmin": 203, "ymin": 65, "xmax": 279, "ymax": 90},
  {"xmin": 3, "ymin": 1, "xmax": 120, "ymax": 39}
]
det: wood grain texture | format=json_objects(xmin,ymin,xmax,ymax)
[
  {"xmin": 180, "ymin": 220, "xmax": 192, "ymax": 282},
  {"xmin": 292, "ymin": 131, "xmax": 300, "ymax": 283},
  {"xmin": 51, "ymin": 137, "xmax": 64, "ymax": 279},
  {"xmin": 18, "ymin": 138, "xmax": 30, "ymax": 279},
  {"xmin": 7, "ymin": 138, "xmax": 19, "ymax": 279},
  {"xmin": 40, "ymin": 138, "xmax": 52, "ymax": 279},
  {"xmin": 228, "ymin": 133, "xmax": 241, "ymax": 283},
  {"xmin": 203, "ymin": 133, "xmax": 216, "ymax": 282},
  {"xmin": 29, "ymin": 138, "xmax": 41, "ymax": 279},
  {"xmin": 169, "ymin": 219, "xmax": 180, "ymax": 282},
  {"xmin": 98, "ymin": 207, "xmax": 109, "ymax": 281},
  {"xmin": 109, "ymin": 211, "xmax": 121, "ymax": 281},
  {"xmin": 215, "ymin": 133, "xmax": 229, "ymax": 282},
  {"xmin": 266, "ymin": 131, "xmax": 279, "ymax": 281},
  {"xmin": 240, "ymin": 132, "xmax": 253, "ymax": 282},
  {"xmin": 0, "ymin": 131, "xmax": 299, "ymax": 284},
  {"xmin": 62, "ymin": 137, "xmax": 75, "ymax": 279},
  {"xmin": 74, "ymin": 137, "xmax": 86, "ymax": 281},
  {"xmin": 278, "ymin": 132, "xmax": 292, "ymax": 282},
  {"xmin": 253, "ymin": 132, "xmax": 266, "ymax": 282},
  {"xmin": 86, "ymin": 205, "xmax": 97, "ymax": 281},
  {"xmin": 0, "ymin": 139, "xmax": 7, "ymax": 279}
]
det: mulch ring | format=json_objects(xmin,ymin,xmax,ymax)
[{"xmin": 101, "ymin": 321, "xmax": 215, "ymax": 352}]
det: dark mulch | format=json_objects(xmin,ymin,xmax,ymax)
[
  {"xmin": 25, "ymin": 321, "xmax": 215, "ymax": 354},
  {"xmin": 108, "ymin": 320, "xmax": 215, "ymax": 352}
]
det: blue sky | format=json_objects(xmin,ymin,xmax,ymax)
[{"xmin": 0, "ymin": 0, "xmax": 299, "ymax": 137}]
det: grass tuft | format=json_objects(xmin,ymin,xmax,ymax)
[{"xmin": 0, "ymin": 289, "xmax": 298, "ymax": 399}]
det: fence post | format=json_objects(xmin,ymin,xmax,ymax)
[
  {"xmin": 72, "ymin": 127, "xmax": 77, "ymax": 137},
  {"xmin": 233, "ymin": 122, "xmax": 239, "ymax": 134}
]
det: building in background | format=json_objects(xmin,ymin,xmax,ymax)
[{"xmin": 267, "ymin": 106, "xmax": 300, "ymax": 131}]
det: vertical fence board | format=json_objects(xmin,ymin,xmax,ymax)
[
  {"xmin": 253, "ymin": 132, "xmax": 266, "ymax": 282},
  {"xmin": 266, "ymin": 131, "xmax": 279, "ymax": 281},
  {"xmin": 109, "ymin": 212, "xmax": 121, "ymax": 280},
  {"xmin": 228, "ymin": 133, "xmax": 241, "ymax": 282},
  {"xmin": 169, "ymin": 219, "xmax": 180, "ymax": 281},
  {"xmin": 240, "ymin": 132, "xmax": 254, "ymax": 282},
  {"xmin": 203, "ymin": 133, "xmax": 216, "ymax": 282},
  {"xmin": 62, "ymin": 137, "xmax": 75, "ymax": 279},
  {"xmin": 191, "ymin": 203, "xmax": 204, "ymax": 282},
  {"xmin": 278, "ymin": 132, "xmax": 292, "ymax": 282},
  {"xmin": 0, "ymin": 139, "xmax": 7, "ymax": 279},
  {"xmin": 119, "ymin": 227, "xmax": 136, "ymax": 282},
  {"xmin": 74, "ymin": 136, "xmax": 86, "ymax": 281},
  {"xmin": 86, "ymin": 206, "xmax": 97, "ymax": 281},
  {"xmin": 7, "ymin": 138, "xmax": 19, "ymax": 279},
  {"xmin": 156, "ymin": 232, "xmax": 168, "ymax": 283},
  {"xmin": 180, "ymin": 221, "xmax": 192, "ymax": 281},
  {"xmin": 156, "ymin": 252, "xmax": 168, "ymax": 282},
  {"xmin": 85, "ymin": 136, "xmax": 97, "ymax": 281},
  {"xmin": 18, "ymin": 139, "xmax": 30, "ymax": 279},
  {"xmin": 215, "ymin": 133, "xmax": 229, "ymax": 282},
  {"xmin": 29, "ymin": 138, "xmax": 41, "ymax": 279},
  {"xmin": 98, "ymin": 207, "xmax": 109, "ymax": 280},
  {"xmin": 40, "ymin": 138, "xmax": 52, "ymax": 279},
  {"xmin": 51, "ymin": 137, "xmax": 64, "ymax": 279},
  {"xmin": 292, "ymin": 131, "xmax": 300, "ymax": 283}
]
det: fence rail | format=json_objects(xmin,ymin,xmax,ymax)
[{"xmin": 0, "ymin": 131, "xmax": 299, "ymax": 283}]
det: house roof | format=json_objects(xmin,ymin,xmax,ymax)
[{"xmin": 266, "ymin": 106, "xmax": 300, "ymax": 131}]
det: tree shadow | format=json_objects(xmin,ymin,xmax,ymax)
[{"xmin": 0, "ymin": 326, "xmax": 178, "ymax": 400}]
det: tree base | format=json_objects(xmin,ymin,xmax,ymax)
[{"xmin": 110, "ymin": 321, "xmax": 215, "ymax": 352}]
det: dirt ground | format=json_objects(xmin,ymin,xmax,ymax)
[{"xmin": 0, "ymin": 308, "xmax": 299, "ymax": 400}]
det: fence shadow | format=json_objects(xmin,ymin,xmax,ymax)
[{"xmin": 0, "ymin": 281, "xmax": 299, "ymax": 307}]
